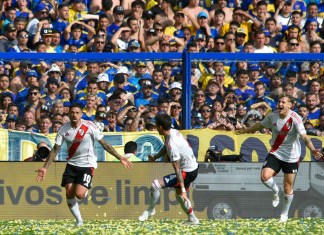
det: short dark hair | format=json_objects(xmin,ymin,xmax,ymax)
[
  {"xmin": 124, "ymin": 141, "xmax": 137, "ymax": 154},
  {"xmin": 155, "ymin": 113, "xmax": 172, "ymax": 130},
  {"xmin": 70, "ymin": 103, "xmax": 83, "ymax": 111}
]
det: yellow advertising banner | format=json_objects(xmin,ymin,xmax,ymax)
[
  {"xmin": 0, "ymin": 162, "xmax": 205, "ymax": 220},
  {"xmin": 1, "ymin": 129, "xmax": 323, "ymax": 162}
]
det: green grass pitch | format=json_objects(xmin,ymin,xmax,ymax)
[{"xmin": 0, "ymin": 218, "xmax": 324, "ymax": 234}]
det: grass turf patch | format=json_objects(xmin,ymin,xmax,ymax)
[{"xmin": 0, "ymin": 218, "xmax": 323, "ymax": 234}]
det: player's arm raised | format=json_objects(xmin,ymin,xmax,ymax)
[
  {"xmin": 98, "ymin": 139, "xmax": 133, "ymax": 169},
  {"xmin": 36, "ymin": 144, "xmax": 61, "ymax": 182}
]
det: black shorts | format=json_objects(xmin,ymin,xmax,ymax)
[
  {"xmin": 163, "ymin": 167, "xmax": 198, "ymax": 190},
  {"xmin": 262, "ymin": 153, "xmax": 299, "ymax": 174},
  {"xmin": 61, "ymin": 164, "xmax": 94, "ymax": 189}
]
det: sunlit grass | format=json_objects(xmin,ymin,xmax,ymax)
[{"xmin": 0, "ymin": 218, "xmax": 323, "ymax": 234}]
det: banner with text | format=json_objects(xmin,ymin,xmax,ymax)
[{"xmin": 1, "ymin": 163, "xmax": 324, "ymax": 220}]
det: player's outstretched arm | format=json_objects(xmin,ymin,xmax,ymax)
[
  {"xmin": 98, "ymin": 139, "xmax": 133, "ymax": 169},
  {"xmin": 235, "ymin": 122, "xmax": 264, "ymax": 135},
  {"xmin": 150, "ymin": 146, "xmax": 167, "ymax": 161},
  {"xmin": 36, "ymin": 144, "xmax": 61, "ymax": 182},
  {"xmin": 301, "ymin": 134, "xmax": 323, "ymax": 160}
]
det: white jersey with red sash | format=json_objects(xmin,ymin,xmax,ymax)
[
  {"xmin": 261, "ymin": 110, "xmax": 306, "ymax": 163},
  {"xmin": 165, "ymin": 129, "xmax": 198, "ymax": 172},
  {"xmin": 55, "ymin": 119, "xmax": 104, "ymax": 168}
]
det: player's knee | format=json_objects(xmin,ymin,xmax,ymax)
[
  {"xmin": 75, "ymin": 191, "xmax": 86, "ymax": 200},
  {"xmin": 151, "ymin": 179, "xmax": 162, "ymax": 192},
  {"xmin": 261, "ymin": 172, "xmax": 272, "ymax": 182}
]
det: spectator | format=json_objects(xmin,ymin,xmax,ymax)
[
  {"xmin": 232, "ymin": 69, "xmax": 255, "ymax": 103},
  {"xmin": 64, "ymin": 20, "xmax": 96, "ymax": 52},
  {"xmin": 306, "ymin": 92, "xmax": 320, "ymax": 128},
  {"xmin": 134, "ymin": 79, "xmax": 159, "ymax": 108},
  {"xmin": 26, "ymin": 3, "xmax": 50, "ymax": 36},
  {"xmin": 15, "ymin": 117, "xmax": 26, "ymax": 131},
  {"xmin": 254, "ymin": 30, "xmax": 275, "ymax": 53},
  {"xmin": 7, "ymin": 28, "xmax": 29, "ymax": 52},
  {"xmin": 0, "ymin": 23, "xmax": 17, "ymax": 52},
  {"xmin": 167, "ymin": 101, "xmax": 181, "ymax": 130},
  {"xmin": 124, "ymin": 141, "xmax": 142, "ymax": 161},
  {"xmin": 19, "ymin": 86, "xmax": 42, "ymax": 116},
  {"xmin": 297, "ymin": 104, "xmax": 310, "ymax": 124},
  {"xmin": 23, "ymin": 110, "xmax": 38, "ymax": 132},
  {"xmin": 52, "ymin": 4, "xmax": 69, "ymax": 34},
  {"xmin": 16, "ymin": 70, "xmax": 39, "ymax": 105},
  {"xmin": 246, "ymin": 81, "xmax": 276, "ymax": 111},
  {"xmin": 38, "ymin": 114, "xmax": 52, "ymax": 135},
  {"xmin": 4, "ymin": 114, "xmax": 17, "ymax": 130}
]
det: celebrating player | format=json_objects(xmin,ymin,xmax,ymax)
[
  {"xmin": 138, "ymin": 113, "xmax": 199, "ymax": 225},
  {"xmin": 36, "ymin": 103, "xmax": 132, "ymax": 226},
  {"xmin": 236, "ymin": 92, "xmax": 322, "ymax": 222}
]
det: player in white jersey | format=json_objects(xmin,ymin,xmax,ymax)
[
  {"xmin": 138, "ymin": 113, "xmax": 199, "ymax": 225},
  {"xmin": 36, "ymin": 104, "xmax": 132, "ymax": 226},
  {"xmin": 237, "ymin": 93, "xmax": 322, "ymax": 222}
]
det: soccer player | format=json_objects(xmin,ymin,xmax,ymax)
[
  {"xmin": 236, "ymin": 92, "xmax": 322, "ymax": 222},
  {"xmin": 36, "ymin": 103, "xmax": 132, "ymax": 226},
  {"xmin": 138, "ymin": 113, "xmax": 199, "ymax": 225}
]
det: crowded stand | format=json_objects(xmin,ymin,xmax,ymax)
[{"xmin": 0, "ymin": 0, "xmax": 323, "ymax": 137}]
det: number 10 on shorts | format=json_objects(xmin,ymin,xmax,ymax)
[{"xmin": 83, "ymin": 174, "xmax": 91, "ymax": 187}]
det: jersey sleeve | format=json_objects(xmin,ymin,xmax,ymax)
[
  {"xmin": 55, "ymin": 129, "xmax": 64, "ymax": 146},
  {"xmin": 91, "ymin": 123, "xmax": 104, "ymax": 141},
  {"xmin": 168, "ymin": 145, "xmax": 181, "ymax": 162},
  {"xmin": 261, "ymin": 113, "xmax": 272, "ymax": 128},
  {"xmin": 294, "ymin": 115, "xmax": 306, "ymax": 135}
]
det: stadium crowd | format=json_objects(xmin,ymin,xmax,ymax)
[{"xmin": 0, "ymin": 0, "xmax": 323, "ymax": 136}]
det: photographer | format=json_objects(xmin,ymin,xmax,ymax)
[
  {"xmin": 204, "ymin": 145, "xmax": 242, "ymax": 162},
  {"xmin": 24, "ymin": 142, "xmax": 51, "ymax": 162}
]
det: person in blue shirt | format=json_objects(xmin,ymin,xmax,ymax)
[
  {"xmin": 52, "ymin": 4, "xmax": 69, "ymax": 34},
  {"xmin": 74, "ymin": 79, "xmax": 107, "ymax": 107},
  {"xmin": 245, "ymin": 81, "xmax": 276, "ymax": 111},
  {"xmin": 134, "ymin": 79, "xmax": 159, "ymax": 108},
  {"xmin": 81, "ymin": 92, "xmax": 97, "ymax": 121},
  {"xmin": 128, "ymin": 61, "xmax": 151, "ymax": 90},
  {"xmin": 152, "ymin": 68, "xmax": 169, "ymax": 97},
  {"xmin": 232, "ymin": 69, "xmax": 255, "ymax": 103},
  {"xmin": 107, "ymin": 73, "xmax": 137, "ymax": 95}
]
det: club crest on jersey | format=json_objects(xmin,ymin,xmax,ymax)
[
  {"xmin": 285, "ymin": 122, "xmax": 291, "ymax": 129},
  {"xmin": 65, "ymin": 132, "xmax": 70, "ymax": 136},
  {"xmin": 78, "ymin": 128, "xmax": 84, "ymax": 136}
]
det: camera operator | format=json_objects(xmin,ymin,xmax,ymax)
[
  {"xmin": 204, "ymin": 145, "xmax": 243, "ymax": 162},
  {"xmin": 24, "ymin": 141, "xmax": 51, "ymax": 162}
]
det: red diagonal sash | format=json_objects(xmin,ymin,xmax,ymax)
[
  {"xmin": 270, "ymin": 117, "xmax": 293, "ymax": 153},
  {"xmin": 67, "ymin": 124, "xmax": 89, "ymax": 160}
]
